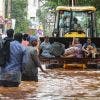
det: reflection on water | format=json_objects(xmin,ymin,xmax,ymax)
[{"xmin": 0, "ymin": 67, "xmax": 100, "ymax": 100}]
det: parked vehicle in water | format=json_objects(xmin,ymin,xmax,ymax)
[{"xmin": 53, "ymin": 6, "xmax": 97, "ymax": 37}]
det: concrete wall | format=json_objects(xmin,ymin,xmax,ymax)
[
  {"xmin": 27, "ymin": 0, "xmax": 38, "ymax": 19},
  {"xmin": 0, "ymin": 0, "xmax": 5, "ymax": 18}
]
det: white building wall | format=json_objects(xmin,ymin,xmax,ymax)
[
  {"xmin": 0, "ymin": 0, "xmax": 5, "ymax": 18},
  {"xmin": 27, "ymin": 0, "xmax": 38, "ymax": 19}
]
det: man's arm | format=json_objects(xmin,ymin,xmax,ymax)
[
  {"xmin": 71, "ymin": 38, "xmax": 75, "ymax": 46},
  {"xmin": 82, "ymin": 43, "xmax": 89, "ymax": 53},
  {"xmin": 31, "ymin": 49, "xmax": 47, "ymax": 73}
]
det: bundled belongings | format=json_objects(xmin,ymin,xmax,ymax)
[{"xmin": 50, "ymin": 42, "xmax": 65, "ymax": 57}]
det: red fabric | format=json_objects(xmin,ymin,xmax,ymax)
[{"xmin": 22, "ymin": 40, "xmax": 29, "ymax": 46}]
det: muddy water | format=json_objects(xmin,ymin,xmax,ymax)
[{"xmin": 0, "ymin": 67, "xmax": 100, "ymax": 100}]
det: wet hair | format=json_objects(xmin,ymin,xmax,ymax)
[
  {"xmin": 22, "ymin": 33, "xmax": 29, "ymax": 41},
  {"xmin": 44, "ymin": 36, "xmax": 49, "ymax": 40},
  {"xmin": 14, "ymin": 33, "xmax": 23, "ymax": 43},
  {"xmin": 6, "ymin": 29, "xmax": 14, "ymax": 38}
]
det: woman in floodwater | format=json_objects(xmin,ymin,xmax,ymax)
[{"xmin": 63, "ymin": 38, "xmax": 83, "ymax": 58}]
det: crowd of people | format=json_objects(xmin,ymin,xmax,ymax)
[
  {"xmin": 40, "ymin": 36, "xmax": 97, "ymax": 59},
  {"xmin": 0, "ymin": 29, "xmax": 47, "ymax": 87},
  {"xmin": 0, "ymin": 29, "xmax": 97, "ymax": 87},
  {"xmin": 63, "ymin": 38, "xmax": 97, "ymax": 58}
]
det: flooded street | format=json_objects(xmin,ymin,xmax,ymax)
[{"xmin": 0, "ymin": 66, "xmax": 100, "ymax": 100}]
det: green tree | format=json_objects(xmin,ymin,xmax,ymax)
[
  {"xmin": 44, "ymin": 0, "xmax": 69, "ymax": 9},
  {"xmin": 39, "ymin": 0, "xmax": 100, "ymax": 36},
  {"xmin": 11, "ymin": 0, "xmax": 29, "ymax": 33},
  {"xmin": 44, "ymin": 0, "xmax": 100, "ymax": 10},
  {"xmin": 36, "ymin": 7, "xmax": 48, "ymax": 35}
]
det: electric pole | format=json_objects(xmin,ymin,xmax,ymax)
[
  {"xmin": 7, "ymin": 0, "xmax": 11, "ymax": 18},
  {"xmin": 69, "ymin": 0, "xmax": 77, "ymax": 6}
]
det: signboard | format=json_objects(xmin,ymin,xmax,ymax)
[
  {"xmin": 5, "ymin": 19, "xmax": 16, "ymax": 30},
  {"xmin": 5, "ymin": 19, "xmax": 12, "ymax": 29}
]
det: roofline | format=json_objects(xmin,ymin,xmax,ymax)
[{"xmin": 56, "ymin": 6, "xmax": 96, "ymax": 11}]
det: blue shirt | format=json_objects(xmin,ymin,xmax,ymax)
[
  {"xmin": 22, "ymin": 46, "xmax": 41, "ymax": 77},
  {"xmin": 0, "ymin": 40, "xmax": 26, "ymax": 83},
  {"xmin": 83, "ymin": 43, "xmax": 96, "ymax": 49},
  {"xmin": 40, "ymin": 41, "xmax": 55, "ymax": 58}
]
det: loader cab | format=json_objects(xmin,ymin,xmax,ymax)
[{"xmin": 53, "ymin": 6, "xmax": 97, "ymax": 37}]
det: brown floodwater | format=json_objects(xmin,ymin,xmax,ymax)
[{"xmin": 0, "ymin": 65, "xmax": 100, "ymax": 100}]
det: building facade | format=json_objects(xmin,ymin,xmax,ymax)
[
  {"xmin": 0, "ymin": 0, "xmax": 5, "ymax": 18},
  {"xmin": 27, "ymin": 0, "xmax": 39, "ymax": 30},
  {"xmin": 0, "ymin": 0, "xmax": 5, "ymax": 34},
  {"xmin": 27, "ymin": 0, "xmax": 38, "ymax": 19}
]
